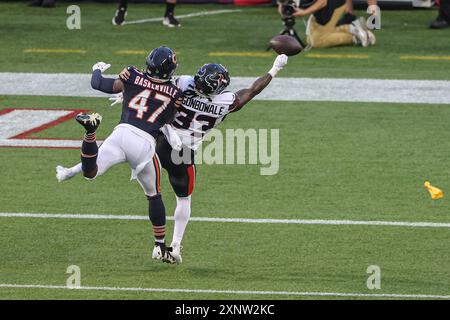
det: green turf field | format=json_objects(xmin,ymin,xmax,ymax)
[{"xmin": 1, "ymin": 1, "xmax": 450, "ymax": 300}]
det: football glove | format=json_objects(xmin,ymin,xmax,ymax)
[
  {"xmin": 160, "ymin": 124, "xmax": 182, "ymax": 151},
  {"xmin": 268, "ymin": 54, "xmax": 288, "ymax": 77},
  {"xmin": 109, "ymin": 92, "xmax": 123, "ymax": 106},
  {"xmin": 92, "ymin": 62, "xmax": 111, "ymax": 73}
]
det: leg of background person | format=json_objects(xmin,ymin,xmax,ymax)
[
  {"xmin": 440, "ymin": 0, "xmax": 450, "ymax": 23},
  {"xmin": 163, "ymin": 0, "xmax": 180, "ymax": 27},
  {"xmin": 118, "ymin": 0, "xmax": 128, "ymax": 10},
  {"xmin": 326, "ymin": 5, "xmax": 348, "ymax": 31},
  {"xmin": 308, "ymin": 15, "xmax": 353, "ymax": 48},
  {"xmin": 308, "ymin": 5, "xmax": 353, "ymax": 48},
  {"xmin": 306, "ymin": 17, "xmax": 320, "ymax": 47},
  {"xmin": 431, "ymin": 0, "xmax": 450, "ymax": 28},
  {"xmin": 165, "ymin": 0, "xmax": 177, "ymax": 17},
  {"xmin": 113, "ymin": 0, "xmax": 128, "ymax": 25},
  {"xmin": 311, "ymin": 32, "xmax": 353, "ymax": 48}
]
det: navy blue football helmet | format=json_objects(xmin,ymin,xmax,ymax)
[
  {"xmin": 194, "ymin": 63, "xmax": 230, "ymax": 96},
  {"xmin": 145, "ymin": 46, "xmax": 177, "ymax": 81}
]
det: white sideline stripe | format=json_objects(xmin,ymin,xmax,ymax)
[
  {"xmin": 2, "ymin": 72, "xmax": 450, "ymax": 104},
  {"xmin": 0, "ymin": 139, "xmax": 104, "ymax": 148},
  {"xmin": 0, "ymin": 284, "xmax": 448, "ymax": 299},
  {"xmin": 1, "ymin": 212, "xmax": 450, "ymax": 229},
  {"xmin": 124, "ymin": 9, "xmax": 243, "ymax": 25}
]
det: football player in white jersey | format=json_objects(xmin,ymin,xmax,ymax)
[
  {"xmin": 56, "ymin": 54, "xmax": 288, "ymax": 264},
  {"xmin": 153, "ymin": 54, "xmax": 288, "ymax": 263}
]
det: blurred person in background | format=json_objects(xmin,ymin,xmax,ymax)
[
  {"xmin": 29, "ymin": 0, "xmax": 55, "ymax": 7},
  {"xmin": 337, "ymin": 0, "xmax": 378, "ymax": 25},
  {"xmin": 278, "ymin": 0, "xmax": 375, "ymax": 48},
  {"xmin": 113, "ymin": 0, "xmax": 180, "ymax": 27},
  {"xmin": 430, "ymin": 0, "xmax": 450, "ymax": 29},
  {"xmin": 345, "ymin": 0, "xmax": 377, "ymax": 14}
]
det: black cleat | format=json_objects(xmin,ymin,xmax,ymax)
[
  {"xmin": 152, "ymin": 242, "xmax": 177, "ymax": 264},
  {"xmin": 75, "ymin": 113, "xmax": 102, "ymax": 133},
  {"xmin": 163, "ymin": 14, "xmax": 181, "ymax": 28},
  {"xmin": 430, "ymin": 17, "xmax": 450, "ymax": 29},
  {"xmin": 112, "ymin": 8, "xmax": 127, "ymax": 26}
]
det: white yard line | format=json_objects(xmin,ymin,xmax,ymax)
[
  {"xmin": 124, "ymin": 9, "xmax": 243, "ymax": 25},
  {"xmin": 1, "ymin": 72, "xmax": 450, "ymax": 104},
  {"xmin": 0, "ymin": 283, "xmax": 447, "ymax": 299},
  {"xmin": 1, "ymin": 212, "xmax": 449, "ymax": 229}
]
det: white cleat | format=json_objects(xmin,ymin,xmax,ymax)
[
  {"xmin": 366, "ymin": 30, "xmax": 376, "ymax": 46},
  {"xmin": 169, "ymin": 242, "xmax": 183, "ymax": 264},
  {"xmin": 350, "ymin": 19, "xmax": 369, "ymax": 47},
  {"xmin": 358, "ymin": 17, "xmax": 376, "ymax": 46},
  {"xmin": 56, "ymin": 165, "xmax": 76, "ymax": 182},
  {"xmin": 152, "ymin": 243, "xmax": 177, "ymax": 264},
  {"xmin": 162, "ymin": 15, "xmax": 181, "ymax": 28}
]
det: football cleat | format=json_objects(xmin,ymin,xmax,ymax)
[
  {"xmin": 152, "ymin": 242, "xmax": 177, "ymax": 264},
  {"xmin": 430, "ymin": 17, "xmax": 450, "ymax": 29},
  {"xmin": 350, "ymin": 19, "xmax": 368, "ymax": 47},
  {"xmin": 75, "ymin": 112, "xmax": 102, "ymax": 133},
  {"xmin": 358, "ymin": 17, "xmax": 376, "ymax": 46},
  {"xmin": 56, "ymin": 165, "xmax": 77, "ymax": 182},
  {"xmin": 163, "ymin": 14, "xmax": 181, "ymax": 28},
  {"xmin": 168, "ymin": 242, "xmax": 183, "ymax": 264},
  {"xmin": 366, "ymin": 30, "xmax": 376, "ymax": 46},
  {"xmin": 112, "ymin": 8, "xmax": 127, "ymax": 26}
]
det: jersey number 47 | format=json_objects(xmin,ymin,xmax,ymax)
[{"xmin": 128, "ymin": 89, "xmax": 171, "ymax": 123}]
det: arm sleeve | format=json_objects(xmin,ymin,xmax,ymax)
[{"xmin": 91, "ymin": 69, "xmax": 117, "ymax": 94}]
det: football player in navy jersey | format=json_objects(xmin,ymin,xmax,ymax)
[
  {"xmin": 58, "ymin": 46, "xmax": 182, "ymax": 264},
  {"xmin": 118, "ymin": 55, "xmax": 289, "ymax": 263},
  {"xmin": 57, "ymin": 54, "xmax": 288, "ymax": 264}
]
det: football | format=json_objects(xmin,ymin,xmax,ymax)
[{"xmin": 269, "ymin": 35, "xmax": 303, "ymax": 56}]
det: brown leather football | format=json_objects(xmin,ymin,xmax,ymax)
[{"xmin": 269, "ymin": 35, "xmax": 303, "ymax": 56}]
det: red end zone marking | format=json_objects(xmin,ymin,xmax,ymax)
[
  {"xmin": 0, "ymin": 108, "xmax": 88, "ymax": 149},
  {"xmin": 12, "ymin": 108, "xmax": 87, "ymax": 139}
]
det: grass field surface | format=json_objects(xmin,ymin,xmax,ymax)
[{"xmin": 1, "ymin": 1, "xmax": 449, "ymax": 300}]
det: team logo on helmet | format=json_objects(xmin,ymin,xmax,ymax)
[
  {"xmin": 194, "ymin": 63, "xmax": 230, "ymax": 96},
  {"xmin": 145, "ymin": 46, "xmax": 178, "ymax": 82}
]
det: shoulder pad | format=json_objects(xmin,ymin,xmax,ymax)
[
  {"xmin": 212, "ymin": 91, "xmax": 236, "ymax": 106},
  {"xmin": 122, "ymin": 66, "xmax": 145, "ymax": 85}
]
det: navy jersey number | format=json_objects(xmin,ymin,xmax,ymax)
[{"xmin": 128, "ymin": 89, "xmax": 171, "ymax": 123}]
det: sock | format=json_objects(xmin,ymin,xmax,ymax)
[
  {"xmin": 165, "ymin": 2, "xmax": 175, "ymax": 17},
  {"xmin": 81, "ymin": 132, "xmax": 98, "ymax": 176},
  {"xmin": 118, "ymin": 0, "xmax": 128, "ymax": 10},
  {"xmin": 148, "ymin": 194, "xmax": 166, "ymax": 243},
  {"xmin": 171, "ymin": 196, "xmax": 191, "ymax": 246},
  {"xmin": 72, "ymin": 163, "xmax": 83, "ymax": 175}
]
